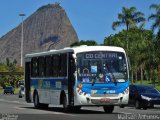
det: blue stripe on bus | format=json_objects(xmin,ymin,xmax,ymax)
[
  {"xmin": 31, "ymin": 78, "xmax": 68, "ymax": 90},
  {"xmin": 78, "ymin": 80, "xmax": 129, "ymax": 94},
  {"xmin": 31, "ymin": 78, "xmax": 129, "ymax": 94}
]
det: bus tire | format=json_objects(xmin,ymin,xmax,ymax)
[
  {"xmin": 41, "ymin": 103, "xmax": 49, "ymax": 109},
  {"xmin": 33, "ymin": 91, "xmax": 40, "ymax": 109},
  {"xmin": 103, "ymin": 105, "xmax": 114, "ymax": 113},
  {"xmin": 70, "ymin": 106, "xmax": 81, "ymax": 112},
  {"xmin": 119, "ymin": 104, "xmax": 125, "ymax": 108},
  {"xmin": 62, "ymin": 95, "xmax": 69, "ymax": 112},
  {"xmin": 33, "ymin": 91, "xmax": 48, "ymax": 109}
]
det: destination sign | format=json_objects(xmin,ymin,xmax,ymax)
[{"xmin": 84, "ymin": 52, "xmax": 119, "ymax": 59}]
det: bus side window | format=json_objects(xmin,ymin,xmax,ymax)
[
  {"xmin": 59, "ymin": 54, "xmax": 67, "ymax": 77},
  {"xmin": 52, "ymin": 55, "xmax": 59, "ymax": 77},
  {"xmin": 31, "ymin": 57, "xmax": 38, "ymax": 77},
  {"xmin": 45, "ymin": 56, "xmax": 52, "ymax": 77},
  {"xmin": 38, "ymin": 57, "xmax": 45, "ymax": 77}
]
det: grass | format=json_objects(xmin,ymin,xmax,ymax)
[
  {"xmin": 0, "ymin": 87, "xmax": 2, "ymax": 94},
  {"xmin": 133, "ymin": 80, "xmax": 160, "ymax": 90}
]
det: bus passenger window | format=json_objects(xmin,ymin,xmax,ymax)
[
  {"xmin": 31, "ymin": 57, "xmax": 38, "ymax": 77},
  {"xmin": 45, "ymin": 56, "xmax": 52, "ymax": 77},
  {"xmin": 38, "ymin": 57, "xmax": 45, "ymax": 77},
  {"xmin": 52, "ymin": 55, "xmax": 59, "ymax": 77}
]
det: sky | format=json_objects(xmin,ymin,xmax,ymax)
[{"xmin": 0, "ymin": 0, "xmax": 160, "ymax": 44}]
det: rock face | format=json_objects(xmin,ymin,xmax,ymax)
[{"xmin": 0, "ymin": 3, "xmax": 79, "ymax": 64}]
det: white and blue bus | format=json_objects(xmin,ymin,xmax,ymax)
[{"xmin": 25, "ymin": 46, "xmax": 129, "ymax": 113}]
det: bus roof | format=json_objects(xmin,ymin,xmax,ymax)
[{"xmin": 25, "ymin": 46, "xmax": 125, "ymax": 58}]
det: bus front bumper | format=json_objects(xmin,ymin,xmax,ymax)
[{"xmin": 75, "ymin": 93, "xmax": 129, "ymax": 106}]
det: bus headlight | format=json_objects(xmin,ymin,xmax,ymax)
[
  {"xmin": 78, "ymin": 84, "xmax": 83, "ymax": 89},
  {"xmin": 122, "ymin": 87, "xmax": 129, "ymax": 94},
  {"xmin": 117, "ymin": 79, "xmax": 125, "ymax": 82},
  {"xmin": 125, "ymin": 87, "xmax": 129, "ymax": 94}
]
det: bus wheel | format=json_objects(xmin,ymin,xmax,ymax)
[
  {"xmin": 119, "ymin": 104, "xmax": 125, "ymax": 108},
  {"xmin": 103, "ymin": 105, "xmax": 114, "ymax": 113},
  {"xmin": 33, "ymin": 92, "xmax": 42, "ymax": 109},
  {"xmin": 63, "ymin": 95, "xmax": 68, "ymax": 112},
  {"xmin": 70, "ymin": 106, "xmax": 81, "ymax": 112},
  {"xmin": 42, "ymin": 104, "xmax": 49, "ymax": 109},
  {"xmin": 33, "ymin": 92, "xmax": 48, "ymax": 109},
  {"xmin": 74, "ymin": 106, "xmax": 81, "ymax": 111}
]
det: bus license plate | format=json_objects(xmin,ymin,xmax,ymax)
[{"xmin": 100, "ymin": 98, "xmax": 110, "ymax": 102}]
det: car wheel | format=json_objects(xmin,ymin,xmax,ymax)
[
  {"xmin": 103, "ymin": 105, "xmax": 114, "ymax": 113},
  {"xmin": 19, "ymin": 95, "xmax": 22, "ymax": 98},
  {"xmin": 148, "ymin": 103, "xmax": 154, "ymax": 108},
  {"xmin": 135, "ymin": 100, "xmax": 141, "ymax": 109}
]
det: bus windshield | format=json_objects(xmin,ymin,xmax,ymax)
[{"xmin": 77, "ymin": 51, "xmax": 128, "ymax": 83}]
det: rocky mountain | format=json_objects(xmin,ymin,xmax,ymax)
[{"xmin": 0, "ymin": 3, "xmax": 79, "ymax": 64}]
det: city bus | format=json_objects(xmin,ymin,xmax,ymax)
[{"xmin": 24, "ymin": 46, "xmax": 129, "ymax": 113}]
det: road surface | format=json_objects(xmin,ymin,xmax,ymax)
[{"xmin": 0, "ymin": 94, "xmax": 160, "ymax": 120}]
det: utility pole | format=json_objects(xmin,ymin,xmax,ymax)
[{"xmin": 19, "ymin": 13, "xmax": 25, "ymax": 67}]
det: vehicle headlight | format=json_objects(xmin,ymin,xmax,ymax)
[
  {"xmin": 122, "ymin": 87, "xmax": 129, "ymax": 94},
  {"xmin": 117, "ymin": 79, "xmax": 125, "ymax": 82},
  {"xmin": 141, "ymin": 95, "xmax": 151, "ymax": 101}
]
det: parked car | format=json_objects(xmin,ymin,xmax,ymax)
[
  {"xmin": 119, "ymin": 84, "xmax": 160, "ymax": 110},
  {"xmin": 18, "ymin": 80, "xmax": 24, "ymax": 87},
  {"xmin": 4, "ymin": 86, "xmax": 14, "ymax": 94},
  {"xmin": 19, "ymin": 85, "xmax": 25, "ymax": 98}
]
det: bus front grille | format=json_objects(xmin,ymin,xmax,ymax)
[
  {"xmin": 90, "ymin": 94, "xmax": 118, "ymax": 97},
  {"xmin": 91, "ymin": 99, "xmax": 119, "ymax": 105}
]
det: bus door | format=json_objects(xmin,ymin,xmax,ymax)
[
  {"xmin": 25, "ymin": 61, "xmax": 31, "ymax": 102},
  {"xmin": 68, "ymin": 53, "xmax": 75, "ymax": 106}
]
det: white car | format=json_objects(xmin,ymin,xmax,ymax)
[{"xmin": 19, "ymin": 85, "xmax": 25, "ymax": 98}]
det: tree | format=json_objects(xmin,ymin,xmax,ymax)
[
  {"xmin": 148, "ymin": 4, "xmax": 160, "ymax": 32},
  {"xmin": 104, "ymin": 28, "xmax": 154, "ymax": 83},
  {"xmin": 70, "ymin": 40, "xmax": 97, "ymax": 47},
  {"xmin": 148, "ymin": 4, "xmax": 160, "ymax": 82},
  {"xmin": 112, "ymin": 7, "xmax": 145, "ymax": 31},
  {"xmin": 2, "ymin": 58, "xmax": 20, "ymax": 87}
]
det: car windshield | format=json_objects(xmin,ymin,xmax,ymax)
[
  {"xmin": 21, "ymin": 87, "xmax": 24, "ymax": 91},
  {"xmin": 136, "ymin": 86, "xmax": 160, "ymax": 94},
  {"xmin": 77, "ymin": 51, "xmax": 128, "ymax": 83},
  {"xmin": 5, "ymin": 87, "xmax": 13, "ymax": 90}
]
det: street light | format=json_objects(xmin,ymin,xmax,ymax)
[{"xmin": 19, "ymin": 13, "xmax": 25, "ymax": 67}]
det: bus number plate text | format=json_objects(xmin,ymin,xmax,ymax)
[{"xmin": 100, "ymin": 98, "xmax": 110, "ymax": 102}]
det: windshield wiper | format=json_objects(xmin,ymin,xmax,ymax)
[{"xmin": 92, "ymin": 78, "xmax": 97, "ymax": 86}]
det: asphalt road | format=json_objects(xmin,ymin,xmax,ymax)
[{"xmin": 0, "ymin": 94, "xmax": 160, "ymax": 120}]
